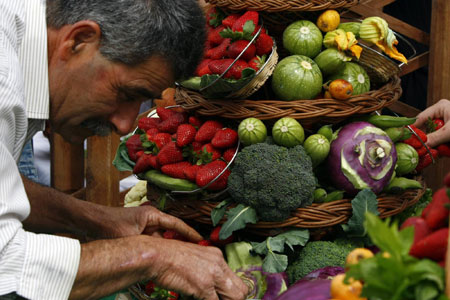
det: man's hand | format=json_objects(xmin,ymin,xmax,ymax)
[{"xmin": 414, "ymin": 99, "xmax": 450, "ymax": 147}]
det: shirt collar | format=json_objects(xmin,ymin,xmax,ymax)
[{"xmin": 18, "ymin": 0, "xmax": 50, "ymax": 120}]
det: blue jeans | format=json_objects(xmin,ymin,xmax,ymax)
[{"xmin": 18, "ymin": 140, "xmax": 39, "ymax": 182}]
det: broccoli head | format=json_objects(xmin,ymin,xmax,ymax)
[
  {"xmin": 227, "ymin": 143, "xmax": 316, "ymax": 222},
  {"xmin": 286, "ymin": 238, "xmax": 363, "ymax": 284}
]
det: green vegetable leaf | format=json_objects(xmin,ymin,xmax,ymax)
[
  {"xmin": 211, "ymin": 199, "xmax": 231, "ymax": 227},
  {"xmin": 271, "ymin": 229, "xmax": 310, "ymax": 251},
  {"xmin": 219, "ymin": 205, "xmax": 258, "ymax": 240},
  {"xmin": 113, "ymin": 136, "xmax": 135, "ymax": 172},
  {"xmin": 342, "ymin": 189, "xmax": 379, "ymax": 237},
  {"xmin": 262, "ymin": 251, "xmax": 288, "ymax": 274}
]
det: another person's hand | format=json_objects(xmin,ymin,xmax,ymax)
[
  {"xmin": 414, "ymin": 99, "xmax": 450, "ymax": 148},
  {"xmin": 146, "ymin": 237, "xmax": 249, "ymax": 300}
]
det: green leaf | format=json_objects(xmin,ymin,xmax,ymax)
[
  {"xmin": 342, "ymin": 189, "xmax": 379, "ymax": 237},
  {"xmin": 211, "ymin": 199, "xmax": 231, "ymax": 227},
  {"xmin": 262, "ymin": 252, "xmax": 288, "ymax": 274},
  {"xmin": 271, "ymin": 229, "xmax": 310, "ymax": 251},
  {"xmin": 113, "ymin": 137, "xmax": 135, "ymax": 172},
  {"xmin": 219, "ymin": 205, "xmax": 258, "ymax": 240}
]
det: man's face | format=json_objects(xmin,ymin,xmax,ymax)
[{"xmin": 48, "ymin": 51, "xmax": 174, "ymax": 144}]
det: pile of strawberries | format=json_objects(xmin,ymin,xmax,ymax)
[
  {"xmin": 125, "ymin": 107, "xmax": 239, "ymax": 191},
  {"xmin": 194, "ymin": 8, "xmax": 274, "ymax": 79},
  {"xmin": 404, "ymin": 119, "xmax": 450, "ymax": 172}
]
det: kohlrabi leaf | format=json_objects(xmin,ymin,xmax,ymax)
[
  {"xmin": 342, "ymin": 189, "xmax": 379, "ymax": 237},
  {"xmin": 219, "ymin": 205, "xmax": 258, "ymax": 240},
  {"xmin": 211, "ymin": 199, "xmax": 231, "ymax": 227}
]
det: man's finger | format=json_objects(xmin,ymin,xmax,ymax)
[{"xmin": 156, "ymin": 212, "xmax": 203, "ymax": 242}]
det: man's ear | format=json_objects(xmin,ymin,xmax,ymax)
[{"xmin": 58, "ymin": 20, "xmax": 101, "ymax": 60}]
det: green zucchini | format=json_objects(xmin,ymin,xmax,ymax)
[{"xmin": 144, "ymin": 170, "xmax": 199, "ymax": 191}]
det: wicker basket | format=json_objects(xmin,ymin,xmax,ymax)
[
  {"xmin": 205, "ymin": 0, "xmax": 360, "ymax": 12},
  {"xmin": 175, "ymin": 75, "xmax": 402, "ymax": 126},
  {"xmin": 148, "ymin": 176, "xmax": 426, "ymax": 237}
]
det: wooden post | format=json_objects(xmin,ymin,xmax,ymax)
[
  {"xmin": 424, "ymin": 0, "xmax": 450, "ymax": 192},
  {"xmin": 50, "ymin": 133, "xmax": 84, "ymax": 194},
  {"xmin": 85, "ymin": 133, "xmax": 121, "ymax": 207}
]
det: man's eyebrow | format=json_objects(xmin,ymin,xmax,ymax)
[{"xmin": 119, "ymin": 85, "xmax": 159, "ymax": 99}]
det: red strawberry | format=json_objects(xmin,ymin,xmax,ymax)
[
  {"xmin": 404, "ymin": 125, "xmax": 427, "ymax": 149},
  {"xmin": 191, "ymin": 141, "xmax": 205, "ymax": 153},
  {"xmin": 163, "ymin": 229, "xmax": 186, "ymax": 241},
  {"xmin": 248, "ymin": 56, "xmax": 264, "ymax": 71},
  {"xmin": 222, "ymin": 147, "xmax": 237, "ymax": 162},
  {"xmin": 138, "ymin": 117, "xmax": 160, "ymax": 131},
  {"xmin": 232, "ymin": 11, "xmax": 259, "ymax": 32},
  {"xmin": 222, "ymin": 13, "xmax": 240, "ymax": 28},
  {"xmin": 255, "ymin": 33, "xmax": 273, "ymax": 56},
  {"xmin": 145, "ymin": 281, "xmax": 156, "ymax": 296},
  {"xmin": 146, "ymin": 128, "xmax": 160, "ymax": 140},
  {"xmin": 252, "ymin": 25, "xmax": 267, "ymax": 35},
  {"xmin": 208, "ymin": 59, "xmax": 234, "ymax": 78},
  {"xmin": 195, "ymin": 120, "xmax": 224, "ymax": 143},
  {"xmin": 197, "ymin": 239, "xmax": 213, "ymax": 246},
  {"xmin": 426, "ymin": 118, "xmax": 445, "ymax": 133},
  {"xmin": 201, "ymin": 143, "xmax": 222, "ymax": 161},
  {"xmin": 183, "ymin": 164, "xmax": 202, "ymax": 182},
  {"xmin": 169, "ymin": 291, "xmax": 179, "ymax": 300},
  {"xmin": 210, "ymin": 226, "xmax": 234, "ymax": 246},
  {"xmin": 416, "ymin": 146, "xmax": 427, "ymax": 157},
  {"xmin": 211, "ymin": 128, "xmax": 238, "ymax": 148},
  {"xmin": 188, "ymin": 116, "xmax": 203, "ymax": 128},
  {"xmin": 125, "ymin": 134, "xmax": 143, "ymax": 161},
  {"xmin": 195, "ymin": 59, "xmax": 212, "ymax": 77},
  {"xmin": 176, "ymin": 124, "xmax": 197, "ymax": 147},
  {"xmin": 205, "ymin": 38, "xmax": 231, "ymax": 60},
  {"xmin": 148, "ymin": 154, "xmax": 160, "ymax": 170},
  {"xmin": 157, "ymin": 142, "xmax": 184, "ymax": 166},
  {"xmin": 226, "ymin": 40, "xmax": 256, "ymax": 61},
  {"xmin": 415, "ymin": 148, "xmax": 439, "ymax": 172},
  {"xmin": 196, "ymin": 160, "xmax": 230, "ymax": 191},
  {"xmin": 205, "ymin": 6, "xmax": 224, "ymax": 28},
  {"xmin": 133, "ymin": 153, "xmax": 156, "ymax": 174},
  {"xmin": 156, "ymin": 107, "xmax": 176, "ymax": 121},
  {"xmin": 207, "ymin": 25, "xmax": 225, "ymax": 45},
  {"xmin": 229, "ymin": 60, "xmax": 249, "ymax": 80},
  {"xmin": 161, "ymin": 161, "xmax": 191, "ymax": 179},
  {"xmin": 157, "ymin": 112, "xmax": 187, "ymax": 134},
  {"xmin": 135, "ymin": 150, "xmax": 144, "ymax": 160},
  {"xmin": 150, "ymin": 132, "xmax": 172, "ymax": 150},
  {"xmin": 437, "ymin": 143, "xmax": 450, "ymax": 157}
]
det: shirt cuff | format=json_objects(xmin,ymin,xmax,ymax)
[{"xmin": 19, "ymin": 230, "xmax": 81, "ymax": 300}]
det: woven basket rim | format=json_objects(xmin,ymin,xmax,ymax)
[
  {"xmin": 153, "ymin": 176, "xmax": 426, "ymax": 234},
  {"xmin": 205, "ymin": 0, "xmax": 360, "ymax": 12}
]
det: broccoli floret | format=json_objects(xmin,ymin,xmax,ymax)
[
  {"xmin": 286, "ymin": 238, "xmax": 363, "ymax": 284},
  {"xmin": 227, "ymin": 143, "xmax": 316, "ymax": 222}
]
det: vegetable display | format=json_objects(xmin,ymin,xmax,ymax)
[{"xmin": 327, "ymin": 121, "xmax": 397, "ymax": 195}]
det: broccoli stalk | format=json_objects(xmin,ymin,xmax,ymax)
[{"xmin": 227, "ymin": 143, "xmax": 316, "ymax": 222}]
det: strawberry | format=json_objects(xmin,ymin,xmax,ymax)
[
  {"xmin": 125, "ymin": 134, "xmax": 143, "ymax": 161},
  {"xmin": 161, "ymin": 161, "xmax": 191, "ymax": 179},
  {"xmin": 201, "ymin": 143, "xmax": 222, "ymax": 162},
  {"xmin": 232, "ymin": 11, "xmax": 259, "ymax": 32},
  {"xmin": 207, "ymin": 25, "xmax": 225, "ymax": 46},
  {"xmin": 135, "ymin": 150, "xmax": 144, "ymax": 160},
  {"xmin": 146, "ymin": 128, "xmax": 160, "ymax": 140},
  {"xmin": 169, "ymin": 291, "xmax": 179, "ymax": 300},
  {"xmin": 138, "ymin": 117, "xmax": 160, "ymax": 131},
  {"xmin": 176, "ymin": 124, "xmax": 197, "ymax": 147},
  {"xmin": 197, "ymin": 239, "xmax": 213, "ymax": 246},
  {"xmin": 145, "ymin": 281, "xmax": 156, "ymax": 296},
  {"xmin": 211, "ymin": 128, "xmax": 238, "ymax": 148},
  {"xmin": 416, "ymin": 146, "xmax": 427, "ymax": 157},
  {"xmin": 191, "ymin": 141, "xmax": 204, "ymax": 153},
  {"xmin": 205, "ymin": 38, "xmax": 231, "ymax": 60},
  {"xmin": 157, "ymin": 141, "xmax": 184, "ymax": 166},
  {"xmin": 226, "ymin": 40, "xmax": 256, "ymax": 61},
  {"xmin": 156, "ymin": 107, "xmax": 176, "ymax": 121},
  {"xmin": 183, "ymin": 164, "xmax": 202, "ymax": 182},
  {"xmin": 404, "ymin": 126, "xmax": 427, "ymax": 149},
  {"xmin": 252, "ymin": 25, "xmax": 267, "ymax": 35},
  {"xmin": 222, "ymin": 147, "xmax": 237, "ymax": 162},
  {"xmin": 188, "ymin": 116, "xmax": 203, "ymax": 128},
  {"xmin": 437, "ymin": 143, "xmax": 450, "ymax": 157},
  {"xmin": 133, "ymin": 153, "xmax": 156, "ymax": 174},
  {"xmin": 209, "ymin": 226, "xmax": 234, "ymax": 246},
  {"xmin": 426, "ymin": 118, "xmax": 445, "ymax": 133},
  {"xmin": 208, "ymin": 59, "xmax": 234, "ymax": 78},
  {"xmin": 415, "ymin": 148, "xmax": 439, "ymax": 172},
  {"xmin": 195, "ymin": 59, "xmax": 212, "ymax": 77},
  {"xmin": 205, "ymin": 6, "xmax": 225, "ymax": 28},
  {"xmin": 222, "ymin": 14, "xmax": 240, "ymax": 28},
  {"xmin": 248, "ymin": 56, "xmax": 265, "ymax": 71},
  {"xmin": 229, "ymin": 59, "xmax": 249, "ymax": 80},
  {"xmin": 255, "ymin": 32, "xmax": 273, "ymax": 56},
  {"xmin": 163, "ymin": 229, "xmax": 186, "ymax": 241},
  {"xmin": 196, "ymin": 160, "xmax": 230, "ymax": 191},
  {"xmin": 150, "ymin": 132, "xmax": 172, "ymax": 150},
  {"xmin": 157, "ymin": 112, "xmax": 187, "ymax": 134},
  {"xmin": 195, "ymin": 120, "xmax": 224, "ymax": 143}
]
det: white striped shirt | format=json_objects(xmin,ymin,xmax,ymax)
[{"xmin": 0, "ymin": 1, "xmax": 81, "ymax": 299}]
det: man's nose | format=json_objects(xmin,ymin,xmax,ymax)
[{"xmin": 108, "ymin": 101, "xmax": 142, "ymax": 135}]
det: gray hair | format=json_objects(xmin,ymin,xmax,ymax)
[{"xmin": 46, "ymin": 0, "xmax": 206, "ymax": 80}]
